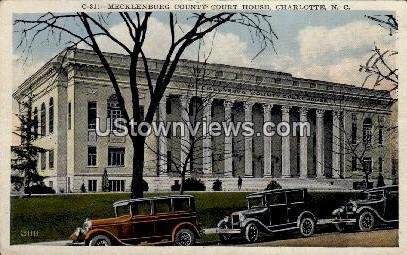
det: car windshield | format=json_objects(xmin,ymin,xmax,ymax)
[
  {"xmin": 361, "ymin": 190, "xmax": 384, "ymax": 200},
  {"xmin": 115, "ymin": 205, "xmax": 130, "ymax": 217},
  {"xmin": 247, "ymin": 196, "xmax": 263, "ymax": 208}
]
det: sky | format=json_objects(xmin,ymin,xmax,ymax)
[{"xmin": 12, "ymin": 10, "xmax": 396, "ymax": 89}]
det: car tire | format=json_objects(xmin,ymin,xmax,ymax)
[
  {"xmin": 244, "ymin": 223, "xmax": 259, "ymax": 243},
  {"xmin": 358, "ymin": 211, "xmax": 375, "ymax": 232},
  {"xmin": 174, "ymin": 228, "xmax": 196, "ymax": 246},
  {"xmin": 299, "ymin": 217, "xmax": 315, "ymax": 237},
  {"xmin": 88, "ymin": 235, "xmax": 112, "ymax": 246}
]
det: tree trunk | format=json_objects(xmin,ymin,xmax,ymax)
[
  {"xmin": 131, "ymin": 137, "xmax": 146, "ymax": 198},
  {"xmin": 180, "ymin": 173, "xmax": 186, "ymax": 195}
]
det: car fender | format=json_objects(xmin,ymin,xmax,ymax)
[
  {"xmin": 356, "ymin": 206, "xmax": 397, "ymax": 223},
  {"xmin": 241, "ymin": 218, "xmax": 270, "ymax": 232},
  {"xmin": 171, "ymin": 222, "xmax": 200, "ymax": 241},
  {"xmin": 296, "ymin": 211, "xmax": 316, "ymax": 227},
  {"xmin": 217, "ymin": 219, "xmax": 228, "ymax": 228},
  {"xmin": 85, "ymin": 229, "xmax": 124, "ymax": 245}
]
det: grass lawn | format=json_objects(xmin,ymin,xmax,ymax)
[{"xmin": 10, "ymin": 191, "xmax": 359, "ymax": 245}]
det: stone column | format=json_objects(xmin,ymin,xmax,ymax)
[
  {"xmin": 202, "ymin": 98, "xmax": 213, "ymax": 176},
  {"xmin": 158, "ymin": 93, "xmax": 168, "ymax": 176},
  {"xmin": 263, "ymin": 104, "xmax": 273, "ymax": 177},
  {"xmin": 316, "ymin": 109, "xmax": 325, "ymax": 178},
  {"xmin": 332, "ymin": 110, "xmax": 341, "ymax": 178},
  {"xmin": 299, "ymin": 107, "xmax": 308, "ymax": 178},
  {"xmin": 281, "ymin": 105, "xmax": 291, "ymax": 178},
  {"xmin": 244, "ymin": 101, "xmax": 254, "ymax": 177},
  {"xmin": 180, "ymin": 95, "xmax": 191, "ymax": 173},
  {"xmin": 224, "ymin": 100, "xmax": 234, "ymax": 177}
]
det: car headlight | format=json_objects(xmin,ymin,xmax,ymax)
[
  {"xmin": 339, "ymin": 206, "xmax": 345, "ymax": 213},
  {"xmin": 83, "ymin": 218, "xmax": 92, "ymax": 231},
  {"xmin": 224, "ymin": 216, "xmax": 229, "ymax": 223}
]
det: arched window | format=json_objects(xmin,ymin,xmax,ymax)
[
  {"xmin": 40, "ymin": 103, "xmax": 46, "ymax": 136},
  {"xmin": 107, "ymin": 95, "xmax": 122, "ymax": 131},
  {"xmin": 49, "ymin": 98, "xmax": 54, "ymax": 134},
  {"xmin": 33, "ymin": 107, "xmax": 38, "ymax": 138},
  {"xmin": 363, "ymin": 118, "xmax": 372, "ymax": 144}
]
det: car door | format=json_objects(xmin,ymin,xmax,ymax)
[
  {"xmin": 130, "ymin": 200, "xmax": 156, "ymax": 243},
  {"xmin": 385, "ymin": 187, "xmax": 399, "ymax": 221},
  {"xmin": 286, "ymin": 190, "xmax": 306, "ymax": 224},
  {"xmin": 266, "ymin": 191, "xmax": 288, "ymax": 229},
  {"xmin": 153, "ymin": 198, "xmax": 174, "ymax": 242}
]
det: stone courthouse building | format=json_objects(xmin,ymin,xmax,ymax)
[{"xmin": 13, "ymin": 48, "xmax": 395, "ymax": 193}]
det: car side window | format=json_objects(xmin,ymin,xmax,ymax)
[
  {"xmin": 131, "ymin": 201, "xmax": 151, "ymax": 216},
  {"xmin": 266, "ymin": 192, "xmax": 285, "ymax": 205},
  {"xmin": 116, "ymin": 205, "xmax": 130, "ymax": 217},
  {"xmin": 155, "ymin": 199, "xmax": 171, "ymax": 214},
  {"xmin": 173, "ymin": 198, "xmax": 190, "ymax": 211},
  {"xmin": 287, "ymin": 190, "xmax": 304, "ymax": 203}
]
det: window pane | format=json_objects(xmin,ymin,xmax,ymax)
[
  {"xmin": 88, "ymin": 101, "xmax": 97, "ymax": 129},
  {"xmin": 132, "ymin": 201, "xmax": 151, "ymax": 215},
  {"xmin": 266, "ymin": 192, "xmax": 285, "ymax": 204},
  {"xmin": 155, "ymin": 199, "xmax": 171, "ymax": 213},
  {"xmin": 173, "ymin": 198, "xmax": 190, "ymax": 211},
  {"xmin": 287, "ymin": 191, "xmax": 303, "ymax": 203}
]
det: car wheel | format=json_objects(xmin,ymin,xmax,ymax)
[
  {"xmin": 244, "ymin": 223, "xmax": 259, "ymax": 243},
  {"xmin": 358, "ymin": 211, "xmax": 375, "ymax": 232},
  {"xmin": 174, "ymin": 228, "xmax": 196, "ymax": 246},
  {"xmin": 299, "ymin": 217, "xmax": 315, "ymax": 237},
  {"xmin": 88, "ymin": 235, "xmax": 111, "ymax": 246}
]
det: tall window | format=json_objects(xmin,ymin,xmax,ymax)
[
  {"xmin": 352, "ymin": 156, "xmax": 357, "ymax": 171},
  {"xmin": 167, "ymin": 150, "xmax": 172, "ymax": 173},
  {"xmin": 109, "ymin": 180, "xmax": 125, "ymax": 192},
  {"xmin": 108, "ymin": 147, "xmax": 125, "ymax": 167},
  {"xmin": 68, "ymin": 102, "xmax": 72, "ymax": 130},
  {"xmin": 378, "ymin": 127, "xmax": 383, "ymax": 145},
  {"xmin": 166, "ymin": 99, "xmax": 171, "ymax": 114},
  {"xmin": 88, "ymin": 101, "xmax": 97, "ymax": 130},
  {"xmin": 49, "ymin": 98, "xmax": 54, "ymax": 134},
  {"xmin": 40, "ymin": 151, "xmax": 46, "ymax": 170},
  {"xmin": 49, "ymin": 149, "xmax": 54, "ymax": 169},
  {"xmin": 363, "ymin": 157, "xmax": 372, "ymax": 173},
  {"xmin": 351, "ymin": 123, "xmax": 357, "ymax": 144},
  {"xmin": 40, "ymin": 103, "xmax": 46, "ymax": 136},
  {"xmin": 88, "ymin": 180, "xmax": 97, "ymax": 192},
  {"xmin": 362, "ymin": 118, "xmax": 372, "ymax": 144},
  {"xmin": 33, "ymin": 107, "xmax": 38, "ymax": 138},
  {"xmin": 87, "ymin": 146, "xmax": 97, "ymax": 166},
  {"xmin": 378, "ymin": 157, "xmax": 383, "ymax": 172},
  {"xmin": 107, "ymin": 95, "xmax": 122, "ymax": 131}
]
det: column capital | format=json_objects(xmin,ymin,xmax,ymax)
[
  {"xmin": 223, "ymin": 100, "xmax": 234, "ymax": 108},
  {"xmin": 281, "ymin": 105, "xmax": 291, "ymax": 113},
  {"xmin": 299, "ymin": 107, "xmax": 308, "ymax": 116},
  {"xmin": 263, "ymin": 104, "xmax": 273, "ymax": 112},
  {"xmin": 316, "ymin": 109, "xmax": 325, "ymax": 118},
  {"xmin": 332, "ymin": 110, "xmax": 341, "ymax": 117},
  {"xmin": 244, "ymin": 101, "xmax": 255, "ymax": 111},
  {"xmin": 179, "ymin": 94, "xmax": 191, "ymax": 103}
]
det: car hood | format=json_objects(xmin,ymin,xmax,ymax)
[
  {"xmin": 90, "ymin": 215, "xmax": 130, "ymax": 226},
  {"xmin": 235, "ymin": 207, "xmax": 268, "ymax": 216}
]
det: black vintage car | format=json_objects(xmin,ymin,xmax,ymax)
[
  {"xmin": 332, "ymin": 185, "xmax": 398, "ymax": 232},
  {"xmin": 216, "ymin": 188, "xmax": 317, "ymax": 243}
]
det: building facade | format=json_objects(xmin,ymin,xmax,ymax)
[{"xmin": 13, "ymin": 48, "xmax": 395, "ymax": 192}]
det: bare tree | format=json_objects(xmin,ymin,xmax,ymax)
[
  {"xmin": 360, "ymin": 14, "xmax": 398, "ymax": 92},
  {"xmin": 14, "ymin": 12, "xmax": 277, "ymax": 198},
  {"xmin": 145, "ymin": 40, "xmax": 260, "ymax": 194}
]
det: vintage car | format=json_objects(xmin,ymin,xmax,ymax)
[
  {"xmin": 70, "ymin": 195, "xmax": 202, "ymax": 246},
  {"xmin": 332, "ymin": 185, "xmax": 398, "ymax": 232},
  {"xmin": 216, "ymin": 188, "xmax": 317, "ymax": 243}
]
